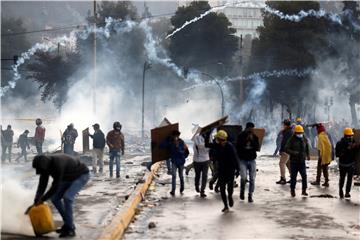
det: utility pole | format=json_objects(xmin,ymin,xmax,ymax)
[
  {"xmin": 142, "ymin": 61, "xmax": 151, "ymax": 139},
  {"xmin": 93, "ymin": 0, "xmax": 97, "ymax": 115}
]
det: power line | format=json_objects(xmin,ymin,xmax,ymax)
[{"xmin": 2, "ymin": 24, "xmax": 86, "ymax": 37}]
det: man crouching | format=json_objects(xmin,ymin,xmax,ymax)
[{"xmin": 32, "ymin": 154, "xmax": 90, "ymax": 238}]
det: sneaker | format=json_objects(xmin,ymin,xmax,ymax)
[
  {"xmin": 291, "ymin": 190, "xmax": 296, "ymax": 197},
  {"xmin": 339, "ymin": 190, "xmax": 344, "ymax": 199},
  {"xmin": 185, "ymin": 169, "xmax": 190, "ymax": 176},
  {"xmin": 200, "ymin": 192, "xmax": 207, "ymax": 198},
  {"xmin": 170, "ymin": 191, "xmax": 175, "ymax": 196},
  {"xmin": 345, "ymin": 193, "xmax": 351, "ymax": 198},
  {"xmin": 180, "ymin": 187, "xmax": 184, "ymax": 194},
  {"xmin": 195, "ymin": 186, "xmax": 200, "ymax": 193},
  {"xmin": 222, "ymin": 207, "xmax": 229, "ymax": 213},
  {"xmin": 209, "ymin": 182, "xmax": 214, "ymax": 190},
  {"xmin": 302, "ymin": 190, "xmax": 308, "ymax": 196},
  {"xmin": 59, "ymin": 229, "xmax": 76, "ymax": 238},
  {"xmin": 311, "ymin": 181, "xmax": 320, "ymax": 186},
  {"xmin": 322, "ymin": 182, "xmax": 329, "ymax": 187},
  {"xmin": 229, "ymin": 196, "xmax": 234, "ymax": 207},
  {"xmin": 240, "ymin": 191, "xmax": 245, "ymax": 200},
  {"xmin": 248, "ymin": 194, "xmax": 253, "ymax": 203},
  {"xmin": 276, "ymin": 178, "xmax": 286, "ymax": 185}
]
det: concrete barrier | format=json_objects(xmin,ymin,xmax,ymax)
[{"xmin": 97, "ymin": 162, "xmax": 161, "ymax": 240}]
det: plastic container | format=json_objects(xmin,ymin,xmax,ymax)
[{"xmin": 28, "ymin": 203, "xmax": 56, "ymax": 236}]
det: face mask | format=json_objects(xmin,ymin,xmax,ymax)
[
  {"xmin": 346, "ymin": 136, "xmax": 353, "ymax": 141},
  {"xmin": 116, "ymin": 127, "xmax": 121, "ymax": 131},
  {"xmin": 296, "ymin": 134, "xmax": 303, "ymax": 138}
]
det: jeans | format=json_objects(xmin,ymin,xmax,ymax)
[
  {"xmin": 92, "ymin": 148, "xmax": 104, "ymax": 173},
  {"xmin": 35, "ymin": 141, "xmax": 43, "ymax": 155},
  {"xmin": 219, "ymin": 175, "xmax": 234, "ymax": 208},
  {"xmin": 51, "ymin": 173, "xmax": 90, "ymax": 230},
  {"xmin": 339, "ymin": 165, "xmax": 354, "ymax": 194},
  {"xmin": 279, "ymin": 152, "xmax": 290, "ymax": 178},
  {"xmin": 1, "ymin": 144, "xmax": 12, "ymax": 162},
  {"xmin": 171, "ymin": 164, "xmax": 184, "ymax": 193},
  {"xmin": 16, "ymin": 147, "xmax": 27, "ymax": 162},
  {"xmin": 194, "ymin": 161, "xmax": 209, "ymax": 193},
  {"xmin": 64, "ymin": 144, "xmax": 74, "ymax": 155},
  {"xmin": 290, "ymin": 160, "xmax": 307, "ymax": 190},
  {"xmin": 239, "ymin": 160, "xmax": 256, "ymax": 194},
  {"xmin": 109, "ymin": 150, "xmax": 121, "ymax": 178},
  {"xmin": 166, "ymin": 159, "xmax": 172, "ymax": 173},
  {"xmin": 315, "ymin": 158, "xmax": 329, "ymax": 183},
  {"xmin": 209, "ymin": 161, "xmax": 220, "ymax": 190}
]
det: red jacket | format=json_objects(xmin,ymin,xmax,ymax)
[
  {"xmin": 106, "ymin": 130, "xmax": 124, "ymax": 151},
  {"xmin": 35, "ymin": 126, "xmax": 45, "ymax": 142}
]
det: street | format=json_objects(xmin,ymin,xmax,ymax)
[{"xmin": 125, "ymin": 156, "xmax": 360, "ymax": 239}]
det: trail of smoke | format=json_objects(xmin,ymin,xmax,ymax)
[{"xmin": 264, "ymin": 5, "xmax": 342, "ymax": 25}]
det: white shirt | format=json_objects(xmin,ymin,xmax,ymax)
[{"xmin": 192, "ymin": 135, "xmax": 210, "ymax": 163}]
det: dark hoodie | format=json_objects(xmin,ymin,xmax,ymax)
[
  {"xmin": 336, "ymin": 137, "xmax": 360, "ymax": 167},
  {"xmin": 33, "ymin": 154, "xmax": 89, "ymax": 202}
]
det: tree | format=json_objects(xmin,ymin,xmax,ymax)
[
  {"xmin": 248, "ymin": 1, "xmax": 333, "ymax": 118},
  {"xmin": 26, "ymin": 52, "xmax": 81, "ymax": 110},
  {"xmin": 168, "ymin": 1, "xmax": 239, "ymax": 77}
]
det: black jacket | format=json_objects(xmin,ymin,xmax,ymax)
[
  {"xmin": 205, "ymin": 133, "xmax": 239, "ymax": 180},
  {"xmin": 336, "ymin": 137, "xmax": 360, "ymax": 167},
  {"xmin": 285, "ymin": 135, "xmax": 310, "ymax": 162},
  {"xmin": 236, "ymin": 130, "xmax": 260, "ymax": 161},
  {"xmin": 90, "ymin": 130, "xmax": 106, "ymax": 149},
  {"xmin": 33, "ymin": 154, "xmax": 89, "ymax": 202},
  {"xmin": 280, "ymin": 127, "xmax": 293, "ymax": 153}
]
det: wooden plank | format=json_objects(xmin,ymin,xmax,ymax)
[
  {"xmin": 82, "ymin": 128, "xmax": 89, "ymax": 154},
  {"xmin": 151, "ymin": 123, "xmax": 179, "ymax": 164},
  {"xmin": 199, "ymin": 116, "xmax": 228, "ymax": 135},
  {"xmin": 218, "ymin": 125, "xmax": 243, "ymax": 144},
  {"xmin": 354, "ymin": 129, "xmax": 360, "ymax": 175},
  {"xmin": 252, "ymin": 128, "xmax": 266, "ymax": 151},
  {"xmin": 158, "ymin": 118, "xmax": 171, "ymax": 127}
]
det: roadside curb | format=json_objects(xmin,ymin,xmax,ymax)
[{"xmin": 97, "ymin": 162, "xmax": 161, "ymax": 240}]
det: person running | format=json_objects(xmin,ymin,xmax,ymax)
[
  {"xmin": 276, "ymin": 119, "xmax": 293, "ymax": 184},
  {"xmin": 89, "ymin": 123, "xmax": 106, "ymax": 174},
  {"xmin": 285, "ymin": 125, "xmax": 310, "ymax": 197},
  {"xmin": 335, "ymin": 128, "xmax": 360, "ymax": 198},
  {"xmin": 161, "ymin": 130, "xmax": 189, "ymax": 196},
  {"xmin": 192, "ymin": 133, "xmax": 210, "ymax": 197},
  {"xmin": 106, "ymin": 122, "xmax": 125, "ymax": 178},
  {"xmin": 311, "ymin": 124, "xmax": 332, "ymax": 187},
  {"xmin": 16, "ymin": 130, "xmax": 30, "ymax": 162},
  {"xmin": 32, "ymin": 154, "xmax": 90, "ymax": 238},
  {"xmin": 236, "ymin": 122, "xmax": 260, "ymax": 203},
  {"xmin": 205, "ymin": 130, "xmax": 240, "ymax": 213}
]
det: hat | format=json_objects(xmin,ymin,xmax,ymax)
[{"xmin": 316, "ymin": 124, "xmax": 326, "ymax": 134}]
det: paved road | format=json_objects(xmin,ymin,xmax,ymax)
[{"xmin": 125, "ymin": 156, "xmax": 360, "ymax": 239}]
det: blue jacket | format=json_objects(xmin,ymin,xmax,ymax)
[
  {"xmin": 161, "ymin": 138, "xmax": 189, "ymax": 167},
  {"xmin": 90, "ymin": 130, "xmax": 106, "ymax": 149}
]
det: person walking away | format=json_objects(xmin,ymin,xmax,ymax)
[
  {"xmin": 276, "ymin": 119, "xmax": 293, "ymax": 184},
  {"xmin": 62, "ymin": 124, "xmax": 78, "ymax": 156},
  {"xmin": 285, "ymin": 125, "xmax": 310, "ymax": 197},
  {"xmin": 335, "ymin": 128, "xmax": 360, "ymax": 198},
  {"xmin": 205, "ymin": 130, "xmax": 240, "ymax": 213},
  {"xmin": 106, "ymin": 121, "xmax": 125, "ymax": 178},
  {"xmin": 89, "ymin": 123, "xmax": 105, "ymax": 174},
  {"xmin": 16, "ymin": 130, "xmax": 30, "ymax": 162},
  {"xmin": 34, "ymin": 118, "xmax": 45, "ymax": 154},
  {"xmin": 236, "ymin": 122, "xmax": 260, "ymax": 203},
  {"xmin": 311, "ymin": 124, "xmax": 332, "ymax": 187},
  {"xmin": 193, "ymin": 133, "xmax": 210, "ymax": 197},
  {"xmin": 161, "ymin": 130, "xmax": 189, "ymax": 196},
  {"xmin": 273, "ymin": 130, "xmax": 282, "ymax": 157},
  {"xmin": 1, "ymin": 125, "xmax": 14, "ymax": 162},
  {"xmin": 32, "ymin": 154, "xmax": 89, "ymax": 238},
  {"xmin": 208, "ymin": 147, "xmax": 220, "ymax": 192}
]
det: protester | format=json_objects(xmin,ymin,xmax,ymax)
[
  {"xmin": 273, "ymin": 129, "xmax": 282, "ymax": 157},
  {"xmin": 1, "ymin": 125, "xmax": 14, "ymax": 162},
  {"xmin": 32, "ymin": 154, "xmax": 90, "ymax": 238},
  {"xmin": 311, "ymin": 124, "xmax": 332, "ymax": 187},
  {"xmin": 205, "ymin": 130, "xmax": 239, "ymax": 212},
  {"xmin": 89, "ymin": 123, "xmax": 106, "ymax": 174},
  {"xmin": 193, "ymin": 133, "xmax": 210, "ymax": 197},
  {"xmin": 236, "ymin": 122, "xmax": 259, "ymax": 202},
  {"xmin": 34, "ymin": 118, "xmax": 45, "ymax": 155},
  {"xmin": 276, "ymin": 119, "xmax": 293, "ymax": 184},
  {"xmin": 335, "ymin": 128, "xmax": 360, "ymax": 198},
  {"xmin": 161, "ymin": 130, "xmax": 189, "ymax": 196},
  {"xmin": 62, "ymin": 124, "xmax": 78, "ymax": 156},
  {"xmin": 106, "ymin": 121, "xmax": 125, "ymax": 178},
  {"xmin": 16, "ymin": 130, "xmax": 30, "ymax": 162},
  {"xmin": 285, "ymin": 125, "xmax": 310, "ymax": 197}
]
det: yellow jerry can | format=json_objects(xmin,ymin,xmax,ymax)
[{"xmin": 28, "ymin": 203, "xmax": 56, "ymax": 236}]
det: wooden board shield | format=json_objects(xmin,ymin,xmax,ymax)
[
  {"xmin": 199, "ymin": 116, "xmax": 228, "ymax": 135},
  {"xmin": 252, "ymin": 128, "xmax": 266, "ymax": 151},
  {"xmin": 158, "ymin": 118, "xmax": 171, "ymax": 127},
  {"xmin": 218, "ymin": 125, "xmax": 243, "ymax": 144},
  {"xmin": 354, "ymin": 129, "xmax": 360, "ymax": 175},
  {"xmin": 151, "ymin": 123, "xmax": 179, "ymax": 164},
  {"xmin": 82, "ymin": 128, "xmax": 89, "ymax": 153}
]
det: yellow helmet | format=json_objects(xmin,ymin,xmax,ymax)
[
  {"xmin": 296, "ymin": 117, "xmax": 302, "ymax": 122},
  {"xmin": 215, "ymin": 130, "xmax": 228, "ymax": 140},
  {"xmin": 294, "ymin": 125, "xmax": 304, "ymax": 133},
  {"xmin": 343, "ymin": 128, "xmax": 354, "ymax": 136}
]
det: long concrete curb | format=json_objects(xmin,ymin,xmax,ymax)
[{"xmin": 97, "ymin": 162, "xmax": 161, "ymax": 240}]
